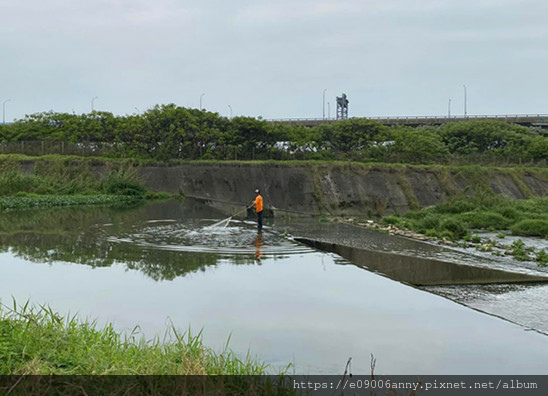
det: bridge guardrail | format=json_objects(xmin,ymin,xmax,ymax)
[{"xmin": 267, "ymin": 114, "xmax": 548, "ymax": 122}]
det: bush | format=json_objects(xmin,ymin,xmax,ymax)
[
  {"xmin": 382, "ymin": 215, "xmax": 401, "ymax": 225},
  {"xmin": 101, "ymin": 173, "xmax": 147, "ymax": 197},
  {"xmin": 0, "ymin": 171, "xmax": 48, "ymax": 195},
  {"xmin": 496, "ymin": 206, "xmax": 522, "ymax": 221},
  {"xmin": 439, "ymin": 218, "xmax": 467, "ymax": 239},
  {"xmin": 434, "ymin": 198, "xmax": 477, "ymax": 214},
  {"xmin": 511, "ymin": 220, "xmax": 548, "ymax": 237},
  {"xmin": 456, "ymin": 211, "xmax": 511, "ymax": 230},
  {"xmin": 416, "ymin": 213, "xmax": 442, "ymax": 231}
]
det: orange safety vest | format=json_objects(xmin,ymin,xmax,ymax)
[{"xmin": 254, "ymin": 195, "xmax": 263, "ymax": 212}]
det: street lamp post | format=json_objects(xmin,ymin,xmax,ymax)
[
  {"xmin": 2, "ymin": 99, "xmax": 11, "ymax": 124},
  {"xmin": 200, "ymin": 93, "xmax": 205, "ymax": 110},
  {"xmin": 228, "ymin": 105, "xmax": 233, "ymax": 119},
  {"xmin": 322, "ymin": 89, "xmax": 327, "ymax": 120},
  {"xmin": 448, "ymin": 99, "xmax": 451, "ymax": 118},
  {"xmin": 91, "ymin": 96, "xmax": 98, "ymax": 112},
  {"xmin": 327, "ymin": 102, "xmax": 331, "ymax": 120},
  {"xmin": 463, "ymin": 85, "xmax": 467, "ymax": 118}
]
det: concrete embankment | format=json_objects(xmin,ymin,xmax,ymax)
[
  {"xmin": 295, "ymin": 237, "xmax": 548, "ymax": 286},
  {"xmin": 7, "ymin": 159, "xmax": 548, "ymax": 216},
  {"xmin": 139, "ymin": 162, "xmax": 548, "ymax": 216}
]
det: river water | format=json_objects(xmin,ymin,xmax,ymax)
[{"xmin": 0, "ymin": 199, "xmax": 547, "ymax": 374}]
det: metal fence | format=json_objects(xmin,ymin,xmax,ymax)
[{"xmin": 0, "ymin": 141, "xmax": 112, "ymax": 157}]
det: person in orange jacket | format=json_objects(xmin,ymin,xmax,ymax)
[{"xmin": 250, "ymin": 188, "xmax": 263, "ymax": 230}]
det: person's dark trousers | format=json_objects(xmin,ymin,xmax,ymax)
[{"xmin": 257, "ymin": 211, "xmax": 263, "ymax": 230}]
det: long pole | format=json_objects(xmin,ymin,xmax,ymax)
[
  {"xmin": 2, "ymin": 99, "xmax": 11, "ymax": 124},
  {"xmin": 327, "ymin": 102, "xmax": 331, "ymax": 119},
  {"xmin": 448, "ymin": 99, "xmax": 451, "ymax": 118},
  {"xmin": 322, "ymin": 89, "xmax": 327, "ymax": 119},
  {"xmin": 200, "ymin": 93, "xmax": 205, "ymax": 110},
  {"xmin": 463, "ymin": 85, "xmax": 467, "ymax": 118},
  {"xmin": 91, "ymin": 96, "xmax": 98, "ymax": 112}
]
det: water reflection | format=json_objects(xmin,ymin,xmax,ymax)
[
  {"xmin": 3, "ymin": 200, "xmax": 548, "ymax": 374},
  {"xmin": 254, "ymin": 232, "xmax": 263, "ymax": 263},
  {"xmin": 0, "ymin": 200, "xmax": 309, "ymax": 281}
]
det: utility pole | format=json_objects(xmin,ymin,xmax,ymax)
[
  {"xmin": 322, "ymin": 89, "xmax": 327, "ymax": 119},
  {"xmin": 91, "ymin": 96, "xmax": 98, "ymax": 112},
  {"xmin": 2, "ymin": 99, "xmax": 11, "ymax": 124},
  {"xmin": 463, "ymin": 85, "xmax": 467, "ymax": 118}
]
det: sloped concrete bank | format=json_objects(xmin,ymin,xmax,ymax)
[
  {"xmin": 295, "ymin": 237, "xmax": 548, "ymax": 286},
  {"xmin": 7, "ymin": 159, "xmax": 548, "ymax": 216},
  {"xmin": 139, "ymin": 162, "xmax": 548, "ymax": 216}
]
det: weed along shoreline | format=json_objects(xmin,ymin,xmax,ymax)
[{"xmin": 0, "ymin": 155, "xmax": 172, "ymax": 212}]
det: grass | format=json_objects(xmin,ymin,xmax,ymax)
[
  {"xmin": 3, "ymin": 153, "xmax": 548, "ymax": 170},
  {"xmin": 382, "ymin": 192, "xmax": 548, "ymax": 241},
  {"xmin": 0, "ymin": 302, "xmax": 296, "ymax": 395},
  {"xmin": 510, "ymin": 219, "xmax": 548, "ymax": 237},
  {"xmin": 0, "ymin": 301, "xmax": 272, "ymax": 376},
  {"xmin": 0, "ymin": 157, "xmax": 173, "ymax": 211},
  {"xmin": 381, "ymin": 192, "xmax": 548, "ymax": 266}
]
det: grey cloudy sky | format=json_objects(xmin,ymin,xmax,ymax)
[{"xmin": 1, "ymin": 0, "xmax": 547, "ymax": 121}]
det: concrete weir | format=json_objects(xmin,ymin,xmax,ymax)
[{"xmin": 295, "ymin": 237, "xmax": 548, "ymax": 286}]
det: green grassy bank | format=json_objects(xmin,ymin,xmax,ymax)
[
  {"xmin": 0, "ymin": 155, "xmax": 171, "ymax": 211},
  {"xmin": 381, "ymin": 191, "xmax": 548, "ymax": 265},
  {"xmin": 0, "ymin": 303, "xmax": 268, "ymax": 375},
  {"xmin": 0, "ymin": 304, "xmax": 295, "ymax": 395}
]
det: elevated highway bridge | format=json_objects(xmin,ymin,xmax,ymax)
[{"xmin": 268, "ymin": 114, "xmax": 548, "ymax": 128}]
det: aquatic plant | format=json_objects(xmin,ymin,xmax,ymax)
[
  {"xmin": 0, "ymin": 195, "xmax": 140, "ymax": 212},
  {"xmin": 535, "ymin": 250, "xmax": 548, "ymax": 267},
  {"xmin": 510, "ymin": 239, "xmax": 531, "ymax": 261}
]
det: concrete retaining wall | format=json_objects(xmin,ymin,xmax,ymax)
[{"xmin": 138, "ymin": 163, "xmax": 548, "ymax": 217}]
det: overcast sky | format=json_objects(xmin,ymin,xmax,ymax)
[{"xmin": 1, "ymin": 0, "xmax": 547, "ymax": 121}]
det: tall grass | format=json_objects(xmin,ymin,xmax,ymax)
[
  {"xmin": 382, "ymin": 192, "xmax": 548, "ymax": 240},
  {"xmin": 0, "ymin": 158, "xmax": 164, "ymax": 211},
  {"xmin": 0, "ymin": 301, "xmax": 269, "ymax": 376}
]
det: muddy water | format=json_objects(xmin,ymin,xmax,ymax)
[{"xmin": 0, "ymin": 199, "xmax": 547, "ymax": 374}]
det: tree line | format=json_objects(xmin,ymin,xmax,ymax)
[{"xmin": 0, "ymin": 104, "xmax": 546, "ymax": 165}]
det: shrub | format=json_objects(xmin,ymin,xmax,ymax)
[
  {"xmin": 511, "ymin": 220, "xmax": 548, "ymax": 237},
  {"xmin": 404, "ymin": 210, "xmax": 428, "ymax": 220},
  {"xmin": 101, "ymin": 172, "xmax": 147, "ymax": 197},
  {"xmin": 496, "ymin": 206, "xmax": 522, "ymax": 221},
  {"xmin": 536, "ymin": 250, "xmax": 548, "ymax": 267},
  {"xmin": 382, "ymin": 215, "xmax": 401, "ymax": 225},
  {"xmin": 416, "ymin": 213, "xmax": 441, "ymax": 231},
  {"xmin": 0, "ymin": 171, "xmax": 48, "ymax": 195},
  {"xmin": 456, "ymin": 211, "xmax": 511, "ymax": 230},
  {"xmin": 439, "ymin": 218, "xmax": 467, "ymax": 239},
  {"xmin": 434, "ymin": 199, "xmax": 477, "ymax": 214}
]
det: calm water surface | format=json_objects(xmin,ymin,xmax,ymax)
[{"xmin": 0, "ymin": 200, "xmax": 547, "ymax": 374}]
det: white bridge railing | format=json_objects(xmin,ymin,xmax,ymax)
[{"xmin": 267, "ymin": 114, "xmax": 548, "ymax": 122}]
